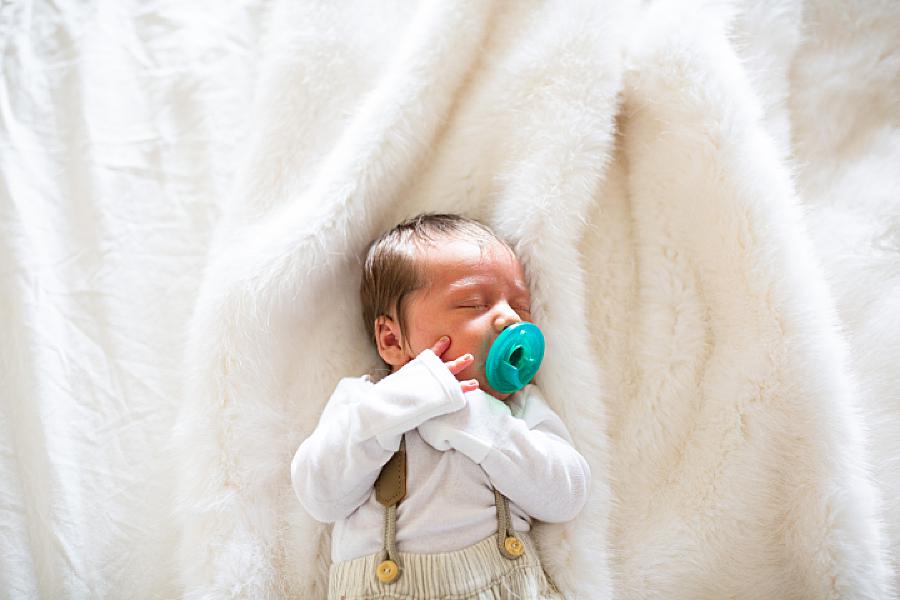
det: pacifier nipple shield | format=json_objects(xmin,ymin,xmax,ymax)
[{"xmin": 485, "ymin": 322, "xmax": 545, "ymax": 394}]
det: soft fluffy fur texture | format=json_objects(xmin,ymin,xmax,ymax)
[{"xmin": 175, "ymin": 0, "xmax": 897, "ymax": 598}]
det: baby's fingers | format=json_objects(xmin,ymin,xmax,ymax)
[
  {"xmin": 431, "ymin": 336, "xmax": 451, "ymax": 358},
  {"xmin": 460, "ymin": 379, "xmax": 479, "ymax": 393},
  {"xmin": 445, "ymin": 353, "xmax": 474, "ymax": 375}
]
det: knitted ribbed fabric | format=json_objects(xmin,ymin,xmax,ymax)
[{"xmin": 328, "ymin": 531, "xmax": 561, "ymax": 600}]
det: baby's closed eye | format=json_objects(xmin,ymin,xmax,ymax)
[{"xmin": 456, "ymin": 298, "xmax": 488, "ymax": 309}]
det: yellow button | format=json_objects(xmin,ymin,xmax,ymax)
[
  {"xmin": 504, "ymin": 536, "xmax": 525, "ymax": 558},
  {"xmin": 376, "ymin": 559, "xmax": 399, "ymax": 584}
]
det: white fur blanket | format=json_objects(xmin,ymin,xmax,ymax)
[{"xmin": 175, "ymin": 1, "xmax": 898, "ymax": 598}]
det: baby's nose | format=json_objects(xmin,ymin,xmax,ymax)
[{"xmin": 493, "ymin": 304, "xmax": 522, "ymax": 331}]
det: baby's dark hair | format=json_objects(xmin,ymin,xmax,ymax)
[{"xmin": 360, "ymin": 213, "xmax": 511, "ymax": 345}]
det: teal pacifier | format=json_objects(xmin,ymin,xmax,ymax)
[{"xmin": 485, "ymin": 322, "xmax": 545, "ymax": 394}]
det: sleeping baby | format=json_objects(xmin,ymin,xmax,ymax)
[{"xmin": 291, "ymin": 212, "xmax": 590, "ymax": 599}]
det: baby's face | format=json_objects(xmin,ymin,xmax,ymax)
[{"xmin": 399, "ymin": 238, "xmax": 532, "ymax": 400}]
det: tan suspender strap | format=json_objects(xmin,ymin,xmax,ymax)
[
  {"xmin": 374, "ymin": 436, "xmax": 406, "ymax": 584},
  {"xmin": 494, "ymin": 488, "xmax": 525, "ymax": 560},
  {"xmin": 375, "ymin": 436, "xmax": 407, "ymax": 507}
]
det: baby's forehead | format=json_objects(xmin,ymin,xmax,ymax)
[
  {"xmin": 416, "ymin": 238, "xmax": 528, "ymax": 291},
  {"xmin": 418, "ymin": 237, "xmax": 517, "ymax": 265}
]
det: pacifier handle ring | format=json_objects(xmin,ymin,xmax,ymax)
[{"xmin": 508, "ymin": 345, "xmax": 524, "ymax": 367}]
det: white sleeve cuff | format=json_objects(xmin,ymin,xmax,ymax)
[
  {"xmin": 417, "ymin": 389, "xmax": 513, "ymax": 463},
  {"xmin": 362, "ymin": 349, "xmax": 466, "ymax": 449}
]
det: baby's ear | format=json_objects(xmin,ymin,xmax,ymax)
[{"xmin": 374, "ymin": 315, "xmax": 408, "ymax": 369}]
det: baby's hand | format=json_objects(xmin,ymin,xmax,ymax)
[{"xmin": 431, "ymin": 336, "xmax": 479, "ymax": 393}]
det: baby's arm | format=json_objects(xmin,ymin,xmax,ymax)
[
  {"xmin": 291, "ymin": 343, "xmax": 470, "ymax": 523},
  {"xmin": 417, "ymin": 385, "xmax": 590, "ymax": 523}
]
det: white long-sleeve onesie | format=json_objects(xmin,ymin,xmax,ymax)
[{"xmin": 291, "ymin": 349, "xmax": 591, "ymax": 563}]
